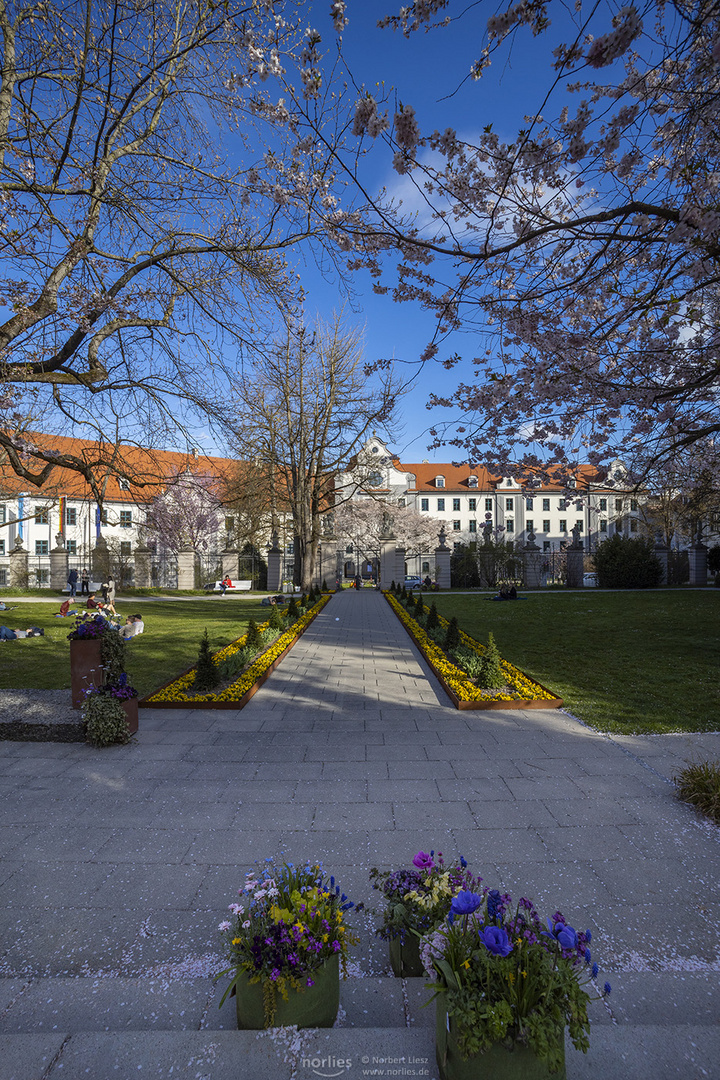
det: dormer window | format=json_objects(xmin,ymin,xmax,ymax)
[
  {"xmin": 468, "ymin": 475, "xmax": 478, "ymax": 488},
  {"xmin": 118, "ymin": 478, "xmax": 130, "ymax": 491},
  {"xmin": 506, "ymin": 478, "xmax": 513, "ymax": 486},
  {"xmin": 436, "ymin": 476, "xmax": 445, "ymax": 488}
]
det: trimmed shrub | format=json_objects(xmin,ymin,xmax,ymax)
[
  {"xmin": 593, "ymin": 535, "xmax": 663, "ymax": 588},
  {"xmin": 269, "ymin": 604, "xmax": 284, "ymax": 630},
  {"xmin": 194, "ymin": 628, "xmax": 220, "ymax": 691},
  {"xmin": 245, "ymin": 618, "xmax": 262, "ymax": 652},
  {"xmin": 443, "ymin": 616, "xmax": 460, "ymax": 652},
  {"xmin": 476, "ymin": 632, "xmax": 505, "ymax": 689},
  {"xmin": 707, "ymin": 546, "xmax": 720, "ymax": 575},
  {"xmin": 426, "ymin": 601, "xmax": 439, "ymax": 631},
  {"xmin": 415, "ymin": 593, "xmax": 425, "ymax": 620},
  {"xmin": 322, "ymin": 579, "xmax": 328, "ymax": 592},
  {"xmin": 286, "ymin": 596, "xmax": 299, "ymax": 620}
]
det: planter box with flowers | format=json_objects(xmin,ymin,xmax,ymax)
[
  {"xmin": 216, "ymin": 858, "xmax": 361, "ymax": 1029},
  {"xmin": 370, "ymin": 850, "xmax": 483, "ymax": 977},
  {"xmin": 423, "ymin": 888, "xmax": 610, "ymax": 1080},
  {"xmin": 67, "ymin": 613, "xmax": 139, "ymax": 747},
  {"xmin": 384, "ymin": 590, "xmax": 562, "ymax": 710},
  {"xmin": 142, "ymin": 592, "xmax": 331, "ymax": 709}
]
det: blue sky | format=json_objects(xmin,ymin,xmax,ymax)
[{"xmin": 283, "ymin": 1, "xmax": 574, "ymax": 462}]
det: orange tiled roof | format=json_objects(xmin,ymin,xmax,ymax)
[{"xmin": 0, "ymin": 432, "xmax": 237, "ymax": 505}]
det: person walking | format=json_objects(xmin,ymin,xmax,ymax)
[
  {"xmin": 106, "ymin": 576, "xmax": 116, "ymax": 607},
  {"xmin": 67, "ymin": 568, "xmax": 78, "ymax": 597},
  {"xmin": 80, "ymin": 570, "xmax": 89, "ymax": 595}
]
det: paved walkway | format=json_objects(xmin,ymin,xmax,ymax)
[{"xmin": 1, "ymin": 589, "xmax": 719, "ymax": 1079}]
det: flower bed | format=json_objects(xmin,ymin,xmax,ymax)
[
  {"xmin": 385, "ymin": 592, "xmax": 561, "ymax": 710},
  {"xmin": 141, "ymin": 594, "xmax": 332, "ymax": 709}
]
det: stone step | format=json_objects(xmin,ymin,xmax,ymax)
[
  {"xmin": 1, "ymin": 1025, "xmax": 719, "ymax": 1080},
  {"xmin": 1, "ymin": 975, "xmax": 719, "ymax": 1077}
]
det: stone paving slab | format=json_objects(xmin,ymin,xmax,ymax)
[{"xmin": 1, "ymin": 589, "xmax": 719, "ymax": 1079}]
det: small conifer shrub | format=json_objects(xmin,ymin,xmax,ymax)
[
  {"xmin": 443, "ymin": 616, "xmax": 460, "ymax": 652},
  {"xmin": 426, "ymin": 602, "xmax": 439, "ymax": 631},
  {"xmin": 194, "ymin": 628, "xmax": 220, "ymax": 691},
  {"xmin": 287, "ymin": 596, "xmax": 299, "ymax": 620},
  {"xmin": 322, "ymin": 579, "xmax": 328, "ymax": 592},
  {"xmin": 245, "ymin": 618, "xmax": 262, "ymax": 652},
  {"xmin": 476, "ymin": 632, "xmax": 505, "ymax": 689},
  {"xmin": 415, "ymin": 593, "xmax": 425, "ymax": 620},
  {"xmin": 269, "ymin": 604, "xmax": 283, "ymax": 630}
]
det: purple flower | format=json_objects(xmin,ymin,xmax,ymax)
[
  {"xmin": 486, "ymin": 889, "xmax": 503, "ymax": 920},
  {"xmin": 545, "ymin": 919, "xmax": 577, "ymax": 950},
  {"xmin": 604, "ymin": 982, "xmax": 612, "ymax": 996},
  {"xmin": 413, "ymin": 851, "xmax": 434, "ymax": 870},
  {"xmin": 584, "ymin": 948, "xmax": 592, "ymax": 963},
  {"xmin": 481, "ymin": 926, "xmax": 513, "ymax": 957},
  {"xmin": 591, "ymin": 962, "xmax": 599, "ymax": 978}
]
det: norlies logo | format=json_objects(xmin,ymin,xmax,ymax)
[{"xmin": 302, "ymin": 1055, "xmax": 352, "ymax": 1078}]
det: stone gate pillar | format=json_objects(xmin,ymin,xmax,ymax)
[
  {"xmin": 133, "ymin": 545, "xmax": 152, "ymax": 589},
  {"xmin": 50, "ymin": 534, "xmax": 69, "ymax": 590},
  {"xmin": 434, "ymin": 526, "xmax": 451, "ymax": 590},
  {"xmin": 177, "ymin": 548, "xmax": 196, "ymax": 590},
  {"xmin": 9, "ymin": 537, "xmax": 29, "ymax": 589},
  {"xmin": 688, "ymin": 545, "xmax": 708, "ymax": 586},
  {"xmin": 266, "ymin": 531, "xmax": 282, "ymax": 592}
]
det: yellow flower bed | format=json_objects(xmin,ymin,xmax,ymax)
[
  {"xmin": 145, "ymin": 595, "xmax": 331, "ymax": 704},
  {"xmin": 385, "ymin": 592, "xmax": 558, "ymax": 704}
]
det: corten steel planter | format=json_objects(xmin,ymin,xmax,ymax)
[
  {"xmin": 119, "ymin": 697, "xmax": 139, "ymax": 736},
  {"xmin": 69, "ymin": 638, "xmax": 104, "ymax": 708}
]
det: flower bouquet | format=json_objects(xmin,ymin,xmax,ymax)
[
  {"xmin": 422, "ymin": 888, "xmax": 610, "ymax": 1080},
  {"xmin": 217, "ymin": 859, "xmax": 361, "ymax": 1029},
  {"xmin": 370, "ymin": 851, "xmax": 482, "ymax": 977}
]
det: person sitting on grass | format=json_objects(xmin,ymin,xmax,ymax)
[
  {"xmin": 119, "ymin": 614, "xmax": 144, "ymax": 639},
  {"xmin": 56, "ymin": 599, "xmax": 79, "ymax": 617}
]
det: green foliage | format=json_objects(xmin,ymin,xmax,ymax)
[
  {"xmin": 99, "ymin": 627, "xmax": 127, "ymax": 685},
  {"xmin": 668, "ymin": 549, "xmax": 689, "ymax": 584},
  {"xmin": 322, "ymin": 579, "xmax": 328, "ymax": 592},
  {"xmin": 426, "ymin": 601, "xmax": 439, "ymax": 631},
  {"xmin": 389, "ymin": 580, "xmax": 396, "ymax": 592},
  {"xmin": 217, "ymin": 647, "xmax": 255, "ymax": 680},
  {"xmin": 414, "ymin": 593, "xmax": 425, "ymax": 620},
  {"xmin": 81, "ymin": 694, "xmax": 131, "ymax": 748},
  {"xmin": 476, "ymin": 632, "xmax": 505, "ymax": 689},
  {"xmin": 406, "ymin": 591, "xmax": 416, "ymax": 613},
  {"xmin": 675, "ymin": 760, "xmax": 720, "ymax": 824},
  {"xmin": 269, "ymin": 604, "xmax": 284, "ymax": 630},
  {"xmin": 450, "ymin": 543, "xmax": 481, "ymax": 588},
  {"xmin": 194, "ymin": 628, "xmax": 221, "ymax": 691},
  {"xmin": 400, "ymin": 585, "xmax": 407, "ymax": 600},
  {"xmin": 245, "ymin": 618, "xmax": 262, "ymax": 651},
  {"xmin": 708, "ymin": 546, "xmax": 720, "ymax": 575},
  {"xmin": 593, "ymin": 534, "xmax": 663, "ymax": 588},
  {"xmin": 452, "ymin": 644, "xmax": 483, "ymax": 679},
  {"xmin": 286, "ymin": 596, "xmax": 299, "ymax": 620},
  {"xmin": 443, "ymin": 616, "xmax": 460, "ymax": 652}
]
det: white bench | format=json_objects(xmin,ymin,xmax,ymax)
[{"xmin": 203, "ymin": 580, "xmax": 252, "ymax": 592}]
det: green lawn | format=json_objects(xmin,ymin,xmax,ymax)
[
  {"xmin": 430, "ymin": 591, "xmax": 720, "ymax": 734},
  {"xmin": 0, "ymin": 599, "xmax": 269, "ymax": 697}
]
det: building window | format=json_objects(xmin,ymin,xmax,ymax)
[
  {"xmin": 559, "ymin": 520, "xmax": 567, "ymax": 532},
  {"xmin": 543, "ymin": 520, "xmax": 551, "ymax": 532},
  {"xmin": 630, "ymin": 519, "xmax": 638, "ymax": 532},
  {"xmin": 368, "ymin": 471, "xmax": 383, "ymax": 488},
  {"xmin": 615, "ymin": 498, "xmax": 623, "ymax": 512},
  {"xmin": 599, "ymin": 498, "xmax": 607, "ymax": 511},
  {"xmin": 630, "ymin": 499, "xmax": 638, "ymax": 511},
  {"xmin": 0, "ymin": 505, "xmax": 5, "ymax": 523},
  {"xmin": 120, "ymin": 541, "xmax": 132, "ymax": 556},
  {"xmin": 0, "ymin": 568, "xmax": 5, "ymax": 585},
  {"xmin": 0, "ymin": 540, "xmax": 4, "ymax": 555},
  {"xmin": 66, "ymin": 539, "xmax": 77, "ymax": 555},
  {"xmin": 468, "ymin": 476, "xmax": 478, "ymax": 488},
  {"xmin": 119, "ymin": 511, "xmax": 132, "ymax": 528},
  {"xmin": 526, "ymin": 519, "xmax": 534, "ymax": 533},
  {"xmin": 506, "ymin": 519, "xmax": 514, "ymax": 532},
  {"xmin": 452, "ymin": 520, "xmax": 461, "ymax": 531},
  {"xmin": 600, "ymin": 520, "xmax": 607, "ymax": 533},
  {"xmin": 559, "ymin": 499, "xmax": 566, "ymax": 511},
  {"xmin": 34, "ymin": 505, "xmax": 49, "ymax": 524},
  {"xmin": 505, "ymin": 498, "xmax": 513, "ymax": 511},
  {"xmin": 437, "ymin": 498, "xmax": 445, "ymax": 511},
  {"xmin": 453, "ymin": 498, "xmax": 461, "ymax": 511},
  {"xmin": 35, "ymin": 540, "xmax": 49, "ymax": 555},
  {"xmin": 436, "ymin": 476, "xmax": 445, "ymax": 488},
  {"xmin": 542, "ymin": 498, "xmax": 550, "ymax": 511},
  {"xmin": 576, "ymin": 520, "xmax": 583, "ymax": 533},
  {"xmin": 397, "ymin": 498, "xmax": 406, "ymax": 508},
  {"xmin": 543, "ymin": 540, "xmax": 551, "ymax": 552},
  {"xmin": 422, "ymin": 561, "xmax": 430, "ymax": 573},
  {"xmin": 421, "ymin": 498, "xmax": 429, "ymax": 511},
  {"xmin": 506, "ymin": 478, "xmax": 513, "ymax": 486},
  {"xmin": 485, "ymin": 498, "xmax": 493, "ymax": 511},
  {"xmin": 36, "ymin": 568, "xmax": 49, "ymax": 584},
  {"xmin": 118, "ymin": 478, "xmax": 130, "ymax": 491},
  {"xmin": 66, "ymin": 507, "xmax": 77, "ymax": 526},
  {"xmin": 468, "ymin": 521, "xmax": 477, "ymax": 533},
  {"xmin": 468, "ymin": 498, "xmax": 476, "ymax": 512},
  {"xmin": 526, "ymin": 498, "xmax": 534, "ymax": 510}
]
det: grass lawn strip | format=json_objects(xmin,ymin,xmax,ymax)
[
  {"xmin": 142, "ymin": 594, "xmax": 331, "ymax": 707},
  {"xmin": 385, "ymin": 592, "xmax": 561, "ymax": 709}
]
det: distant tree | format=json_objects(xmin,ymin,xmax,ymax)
[
  {"xmin": 232, "ymin": 315, "xmax": 397, "ymax": 590},
  {"xmin": 143, "ymin": 470, "xmax": 222, "ymax": 556},
  {"xmin": 594, "ymin": 535, "xmax": 663, "ymax": 589},
  {"xmin": 333, "ymin": 500, "xmax": 442, "ymax": 569}
]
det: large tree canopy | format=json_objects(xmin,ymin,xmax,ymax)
[
  {"xmin": 0, "ymin": 0, "xmax": 355, "ymax": 489},
  {"xmin": 328, "ymin": 1, "xmax": 720, "ymax": 481}
]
